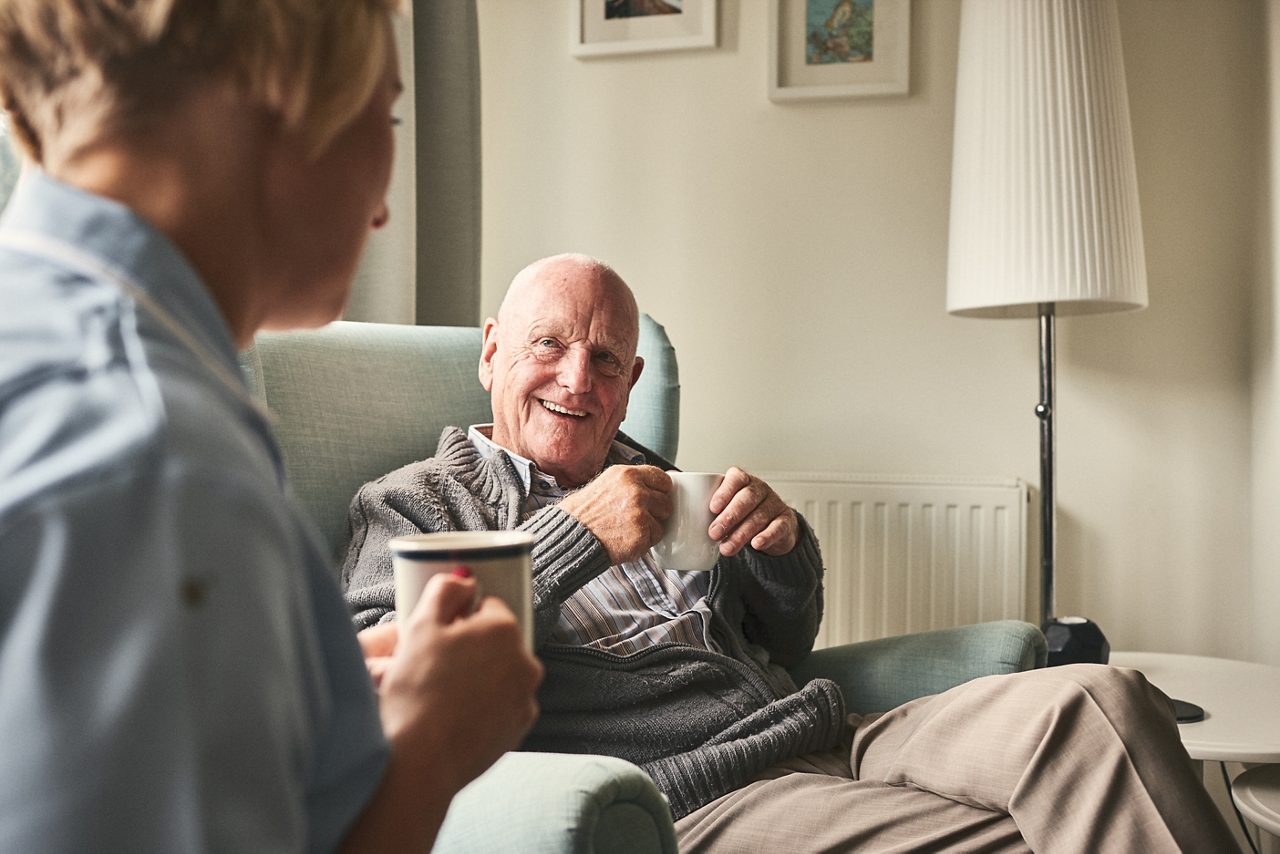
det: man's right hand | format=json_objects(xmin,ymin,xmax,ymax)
[{"xmin": 558, "ymin": 464, "xmax": 673, "ymax": 564}]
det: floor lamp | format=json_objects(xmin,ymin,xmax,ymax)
[{"xmin": 945, "ymin": 0, "xmax": 1146, "ymax": 668}]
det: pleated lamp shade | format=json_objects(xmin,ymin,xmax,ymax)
[{"xmin": 946, "ymin": 0, "xmax": 1148, "ymax": 318}]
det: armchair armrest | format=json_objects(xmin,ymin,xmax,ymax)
[
  {"xmin": 433, "ymin": 752, "xmax": 677, "ymax": 854},
  {"xmin": 788, "ymin": 620, "xmax": 1047, "ymax": 715}
]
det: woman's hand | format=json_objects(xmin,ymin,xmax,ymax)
[{"xmin": 365, "ymin": 573, "xmax": 543, "ymax": 793}]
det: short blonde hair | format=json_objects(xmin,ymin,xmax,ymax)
[{"xmin": 0, "ymin": 0, "xmax": 399, "ymax": 164}]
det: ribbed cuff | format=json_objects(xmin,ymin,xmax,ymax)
[
  {"xmin": 644, "ymin": 677, "xmax": 846, "ymax": 819},
  {"xmin": 521, "ymin": 506, "xmax": 613, "ymax": 644}
]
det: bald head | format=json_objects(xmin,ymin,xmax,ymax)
[
  {"xmin": 498, "ymin": 253, "xmax": 638, "ymax": 339},
  {"xmin": 479, "ymin": 254, "xmax": 644, "ymax": 487}
]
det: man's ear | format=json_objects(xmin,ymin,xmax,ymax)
[
  {"xmin": 629, "ymin": 355, "xmax": 645, "ymax": 390},
  {"xmin": 478, "ymin": 317, "xmax": 499, "ymax": 391}
]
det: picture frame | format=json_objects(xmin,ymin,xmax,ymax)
[
  {"xmin": 768, "ymin": 0, "xmax": 911, "ymax": 101},
  {"xmin": 571, "ymin": 0, "xmax": 717, "ymax": 58}
]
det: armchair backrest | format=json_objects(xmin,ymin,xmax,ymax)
[{"xmin": 241, "ymin": 316, "xmax": 680, "ymax": 563}]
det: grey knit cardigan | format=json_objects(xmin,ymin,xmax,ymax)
[{"xmin": 340, "ymin": 427, "xmax": 847, "ymax": 819}]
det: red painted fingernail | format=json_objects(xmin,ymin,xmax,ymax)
[{"xmin": 451, "ymin": 566, "xmax": 473, "ymax": 578}]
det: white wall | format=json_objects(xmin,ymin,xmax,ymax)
[
  {"xmin": 477, "ymin": 0, "xmax": 1268, "ymax": 661},
  {"xmin": 1256, "ymin": 0, "xmax": 1280, "ymax": 667}
]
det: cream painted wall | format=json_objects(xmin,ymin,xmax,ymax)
[
  {"xmin": 1256, "ymin": 0, "xmax": 1280, "ymax": 667},
  {"xmin": 477, "ymin": 0, "xmax": 1266, "ymax": 661}
]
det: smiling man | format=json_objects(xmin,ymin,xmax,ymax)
[
  {"xmin": 481, "ymin": 255, "xmax": 647, "ymax": 490},
  {"xmin": 341, "ymin": 253, "xmax": 1234, "ymax": 852},
  {"xmin": 343, "ymin": 252, "xmax": 822, "ymax": 806}
]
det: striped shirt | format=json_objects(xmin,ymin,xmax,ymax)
[{"xmin": 468, "ymin": 425, "xmax": 718, "ymax": 655}]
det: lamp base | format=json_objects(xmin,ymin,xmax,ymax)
[{"xmin": 1043, "ymin": 616, "xmax": 1110, "ymax": 666}]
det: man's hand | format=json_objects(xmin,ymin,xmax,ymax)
[
  {"xmin": 708, "ymin": 466, "xmax": 799, "ymax": 557},
  {"xmin": 557, "ymin": 464, "xmax": 673, "ymax": 565}
]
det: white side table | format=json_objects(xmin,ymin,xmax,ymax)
[
  {"xmin": 1111, "ymin": 652, "xmax": 1280, "ymax": 852},
  {"xmin": 1109, "ymin": 652, "xmax": 1280, "ymax": 765},
  {"xmin": 1234, "ymin": 765, "xmax": 1280, "ymax": 838}
]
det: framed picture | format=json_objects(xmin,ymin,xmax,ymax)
[
  {"xmin": 571, "ymin": 0, "xmax": 717, "ymax": 58},
  {"xmin": 768, "ymin": 0, "xmax": 910, "ymax": 101}
]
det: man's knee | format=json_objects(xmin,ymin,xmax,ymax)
[{"xmin": 1021, "ymin": 663, "xmax": 1176, "ymax": 728}]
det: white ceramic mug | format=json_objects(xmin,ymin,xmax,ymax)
[
  {"xmin": 653, "ymin": 471, "xmax": 725, "ymax": 572},
  {"xmin": 388, "ymin": 530, "xmax": 535, "ymax": 648}
]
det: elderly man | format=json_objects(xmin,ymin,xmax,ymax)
[{"xmin": 343, "ymin": 254, "xmax": 1234, "ymax": 852}]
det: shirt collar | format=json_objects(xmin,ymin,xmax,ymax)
[
  {"xmin": 468, "ymin": 424, "xmax": 537, "ymax": 493},
  {"xmin": 467, "ymin": 423, "xmax": 646, "ymax": 493}
]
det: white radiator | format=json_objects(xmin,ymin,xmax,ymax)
[{"xmin": 762, "ymin": 473, "xmax": 1030, "ymax": 649}]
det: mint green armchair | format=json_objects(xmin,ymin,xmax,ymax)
[{"xmin": 242, "ymin": 319, "xmax": 1045, "ymax": 853}]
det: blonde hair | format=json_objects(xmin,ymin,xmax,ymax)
[{"xmin": 0, "ymin": 0, "xmax": 399, "ymax": 164}]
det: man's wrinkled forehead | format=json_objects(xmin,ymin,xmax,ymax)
[{"xmin": 499, "ymin": 259, "xmax": 639, "ymax": 353}]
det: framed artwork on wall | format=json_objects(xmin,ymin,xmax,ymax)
[
  {"xmin": 769, "ymin": 0, "xmax": 911, "ymax": 101},
  {"xmin": 571, "ymin": 0, "xmax": 717, "ymax": 58}
]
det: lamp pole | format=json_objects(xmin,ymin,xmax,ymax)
[
  {"xmin": 1036, "ymin": 303, "xmax": 1056, "ymax": 627},
  {"xmin": 1037, "ymin": 303, "xmax": 1109, "ymax": 666}
]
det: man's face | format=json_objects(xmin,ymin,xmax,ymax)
[{"xmin": 480, "ymin": 260, "xmax": 644, "ymax": 488}]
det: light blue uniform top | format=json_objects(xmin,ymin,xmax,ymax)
[{"xmin": 0, "ymin": 172, "xmax": 388, "ymax": 852}]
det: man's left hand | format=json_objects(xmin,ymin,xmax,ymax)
[{"xmin": 707, "ymin": 466, "xmax": 798, "ymax": 557}]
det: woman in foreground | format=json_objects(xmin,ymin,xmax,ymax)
[{"xmin": 0, "ymin": 2, "xmax": 541, "ymax": 851}]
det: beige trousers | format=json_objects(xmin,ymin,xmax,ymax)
[{"xmin": 675, "ymin": 664, "xmax": 1238, "ymax": 853}]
